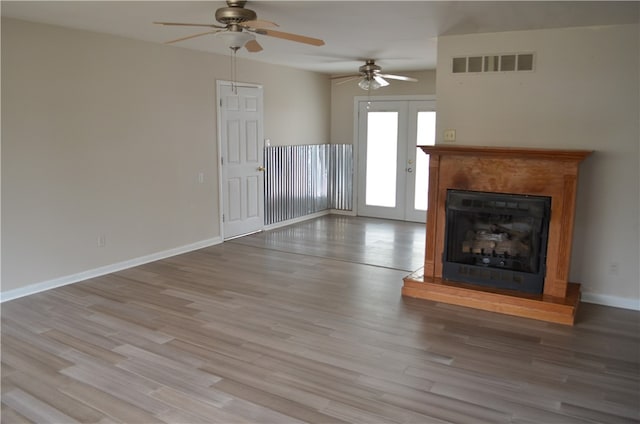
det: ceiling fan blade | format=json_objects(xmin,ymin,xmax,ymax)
[
  {"xmin": 330, "ymin": 74, "xmax": 360, "ymax": 80},
  {"xmin": 373, "ymin": 75, "xmax": 390, "ymax": 87},
  {"xmin": 378, "ymin": 73, "xmax": 418, "ymax": 82},
  {"xmin": 242, "ymin": 19, "xmax": 279, "ymax": 29},
  {"xmin": 256, "ymin": 29, "xmax": 324, "ymax": 46},
  {"xmin": 154, "ymin": 21, "xmax": 225, "ymax": 29},
  {"xmin": 245, "ymin": 39, "xmax": 263, "ymax": 53},
  {"xmin": 164, "ymin": 30, "xmax": 218, "ymax": 45},
  {"xmin": 335, "ymin": 76, "xmax": 361, "ymax": 86}
]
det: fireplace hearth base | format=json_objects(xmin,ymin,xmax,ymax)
[
  {"xmin": 403, "ymin": 145, "xmax": 591, "ymax": 325},
  {"xmin": 403, "ymin": 271, "xmax": 581, "ymax": 325}
]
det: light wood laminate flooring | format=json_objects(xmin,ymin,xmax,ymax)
[{"xmin": 2, "ymin": 215, "xmax": 639, "ymax": 423}]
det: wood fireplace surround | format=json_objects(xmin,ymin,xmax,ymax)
[{"xmin": 402, "ymin": 145, "xmax": 592, "ymax": 325}]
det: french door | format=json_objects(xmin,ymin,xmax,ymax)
[{"xmin": 356, "ymin": 99, "xmax": 435, "ymax": 223}]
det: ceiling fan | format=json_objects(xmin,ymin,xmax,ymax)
[
  {"xmin": 332, "ymin": 59, "xmax": 418, "ymax": 90},
  {"xmin": 154, "ymin": 0, "xmax": 324, "ymax": 52}
]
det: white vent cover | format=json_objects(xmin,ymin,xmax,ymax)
[{"xmin": 452, "ymin": 53, "xmax": 535, "ymax": 74}]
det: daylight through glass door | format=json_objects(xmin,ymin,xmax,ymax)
[{"xmin": 365, "ymin": 111, "xmax": 399, "ymax": 208}]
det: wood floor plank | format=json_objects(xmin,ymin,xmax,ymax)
[
  {"xmin": 108, "ymin": 331, "xmax": 208, "ymax": 368},
  {"xmin": 2, "ymin": 216, "xmax": 639, "ymax": 423},
  {"xmin": 149, "ymin": 386, "xmax": 249, "ymax": 424},
  {"xmin": 43, "ymin": 329, "xmax": 128, "ymax": 364},
  {"xmin": 156, "ymin": 407, "xmax": 222, "ymax": 424},
  {"xmin": 112, "ymin": 344, "xmax": 222, "ymax": 386},
  {"xmin": 61, "ymin": 365, "xmax": 171, "ymax": 416},
  {"xmin": 213, "ymin": 378, "xmax": 344, "ymax": 424},
  {"xmin": 559, "ymin": 401, "xmax": 640, "ymax": 424},
  {"xmin": 200, "ymin": 359, "xmax": 332, "ymax": 412},
  {"xmin": 58, "ymin": 382, "xmax": 162, "ymax": 424},
  {"xmin": 4, "ymin": 371, "xmax": 106, "ymax": 423},
  {"xmin": 2, "ymin": 388, "xmax": 81, "ymax": 424},
  {"xmin": 86, "ymin": 311, "xmax": 174, "ymax": 345},
  {"xmin": 377, "ymin": 390, "xmax": 512, "ymax": 424},
  {"xmin": 1, "ymin": 405, "xmax": 34, "ymax": 424},
  {"xmin": 59, "ymin": 349, "xmax": 162, "ymax": 394},
  {"xmin": 1, "ymin": 344, "xmax": 72, "ymax": 380}
]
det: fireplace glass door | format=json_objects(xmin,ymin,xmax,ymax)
[{"xmin": 442, "ymin": 190, "xmax": 551, "ymax": 294}]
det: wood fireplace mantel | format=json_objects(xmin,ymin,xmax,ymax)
[{"xmin": 402, "ymin": 145, "xmax": 592, "ymax": 325}]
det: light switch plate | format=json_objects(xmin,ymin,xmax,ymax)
[{"xmin": 444, "ymin": 129, "xmax": 456, "ymax": 142}]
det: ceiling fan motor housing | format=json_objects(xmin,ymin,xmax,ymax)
[
  {"xmin": 216, "ymin": 1, "xmax": 257, "ymax": 25},
  {"xmin": 359, "ymin": 59, "xmax": 382, "ymax": 79}
]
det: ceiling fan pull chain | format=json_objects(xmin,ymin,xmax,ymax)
[{"xmin": 230, "ymin": 47, "xmax": 238, "ymax": 94}]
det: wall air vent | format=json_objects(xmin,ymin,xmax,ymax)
[{"xmin": 452, "ymin": 53, "xmax": 535, "ymax": 74}]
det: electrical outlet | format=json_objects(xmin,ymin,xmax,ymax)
[{"xmin": 444, "ymin": 129, "xmax": 456, "ymax": 142}]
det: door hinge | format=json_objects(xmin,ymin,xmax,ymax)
[
  {"xmin": 220, "ymin": 98, "xmax": 223, "ymax": 107},
  {"xmin": 221, "ymin": 157, "xmax": 224, "ymax": 165},
  {"xmin": 222, "ymin": 214, "xmax": 225, "ymax": 223}
]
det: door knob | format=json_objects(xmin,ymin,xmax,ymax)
[{"xmin": 257, "ymin": 166, "xmax": 266, "ymax": 172}]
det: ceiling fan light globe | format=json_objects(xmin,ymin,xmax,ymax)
[
  {"xmin": 358, "ymin": 79, "xmax": 371, "ymax": 90},
  {"xmin": 216, "ymin": 31, "xmax": 255, "ymax": 49},
  {"xmin": 369, "ymin": 79, "xmax": 382, "ymax": 90}
]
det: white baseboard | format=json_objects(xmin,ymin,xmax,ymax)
[
  {"xmin": 329, "ymin": 209, "xmax": 357, "ymax": 216},
  {"xmin": 0, "ymin": 237, "xmax": 222, "ymax": 303},
  {"xmin": 263, "ymin": 210, "xmax": 330, "ymax": 231},
  {"xmin": 581, "ymin": 292, "xmax": 640, "ymax": 311}
]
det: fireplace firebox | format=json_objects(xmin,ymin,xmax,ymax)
[{"xmin": 442, "ymin": 190, "xmax": 551, "ymax": 294}]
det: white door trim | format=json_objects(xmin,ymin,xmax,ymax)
[{"xmin": 216, "ymin": 80, "xmax": 264, "ymax": 240}]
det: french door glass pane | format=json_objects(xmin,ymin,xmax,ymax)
[
  {"xmin": 414, "ymin": 111, "xmax": 436, "ymax": 210},
  {"xmin": 366, "ymin": 111, "xmax": 398, "ymax": 207}
]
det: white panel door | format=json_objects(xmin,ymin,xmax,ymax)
[{"xmin": 219, "ymin": 82, "xmax": 264, "ymax": 239}]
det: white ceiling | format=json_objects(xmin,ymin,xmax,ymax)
[{"xmin": 2, "ymin": 1, "xmax": 638, "ymax": 74}]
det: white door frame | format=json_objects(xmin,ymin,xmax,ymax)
[
  {"xmin": 216, "ymin": 80, "xmax": 264, "ymax": 240},
  {"xmin": 352, "ymin": 94, "xmax": 436, "ymax": 219}
]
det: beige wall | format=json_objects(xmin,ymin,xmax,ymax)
[
  {"xmin": 246, "ymin": 64, "xmax": 330, "ymax": 146},
  {"xmin": 1, "ymin": 18, "xmax": 330, "ymax": 293},
  {"xmin": 330, "ymin": 70, "xmax": 436, "ymax": 144},
  {"xmin": 436, "ymin": 24, "xmax": 639, "ymax": 306}
]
